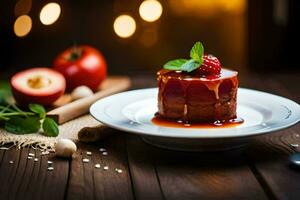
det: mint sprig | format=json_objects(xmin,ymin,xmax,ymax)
[
  {"xmin": 163, "ymin": 41, "xmax": 204, "ymax": 72},
  {"xmin": 163, "ymin": 59, "xmax": 188, "ymax": 71},
  {"xmin": 181, "ymin": 59, "xmax": 199, "ymax": 72},
  {"xmin": 0, "ymin": 102, "xmax": 59, "ymax": 137},
  {"xmin": 5, "ymin": 116, "xmax": 41, "ymax": 134},
  {"xmin": 190, "ymin": 41, "xmax": 204, "ymax": 63},
  {"xmin": 42, "ymin": 117, "xmax": 59, "ymax": 137},
  {"xmin": 29, "ymin": 103, "xmax": 46, "ymax": 118}
]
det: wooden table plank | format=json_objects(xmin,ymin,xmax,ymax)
[
  {"xmin": 0, "ymin": 149, "xmax": 5, "ymax": 164},
  {"xmin": 40, "ymin": 153, "xmax": 69, "ymax": 200},
  {"xmin": 0, "ymin": 147, "xmax": 69, "ymax": 200},
  {"xmin": 241, "ymin": 74, "xmax": 300, "ymax": 200},
  {"xmin": 67, "ymin": 134, "xmax": 134, "ymax": 200},
  {"xmin": 154, "ymin": 148, "xmax": 267, "ymax": 200},
  {"xmin": 246, "ymin": 128, "xmax": 300, "ymax": 200},
  {"xmin": 126, "ymin": 135, "xmax": 165, "ymax": 200},
  {"xmin": 11, "ymin": 148, "xmax": 35, "ymax": 200},
  {"xmin": 0, "ymin": 148, "xmax": 22, "ymax": 199}
]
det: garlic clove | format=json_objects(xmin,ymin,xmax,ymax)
[
  {"xmin": 71, "ymin": 85, "xmax": 94, "ymax": 100},
  {"xmin": 55, "ymin": 139, "xmax": 77, "ymax": 158}
]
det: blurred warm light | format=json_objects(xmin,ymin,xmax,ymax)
[
  {"xmin": 219, "ymin": 0, "xmax": 246, "ymax": 14},
  {"xmin": 169, "ymin": 0, "xmax": 245, "ymax": 17},
  {"xmin": 113, "ymin": 15, "xmax": 136, "ymax": 38},
  {"xmin": 14, "ymin": 15, "xmax": 32, "ymax": 37},
  {"xmin": 14, "ymin": 0, "xmax": 32, "ymax": 16},
  {"xmin": 139, "ymin": 28, "xmax": 158, "ymax": 47},
  {"xmin": 139, "ymin": 0, "xmax": 163, "ymax": 22},
  {"xmin": 40, "ymin": 3, "xmax": 61, "ymax": 25}
]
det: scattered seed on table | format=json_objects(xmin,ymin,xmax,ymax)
[
  {"xmin": 34, "ymin": 158, "xmax": 38, "ymax": 162},
  {"xmin": 41, "ymin": 151, "xmax": 49, "ymax": 155},
  {"xmin": 28, "ymin": 153, "xmax": 35, "ymax": 157},
  {"xmin": 103, "ymin": 166, "xmax": 109, "ymax": 170},
  {"xmin": 102, "ymin": 152, "xmax": 108, "ymax": 156},
  {"xmin": 290, "ymin": 144, "xmax": 299, "ymax": 148},
  {"xmin": 115, "ymin": 168, "xmax": 123, "ymax": 174},
  {"xmin": 47, "ymin": 167, "xmax": 54, "ymax": 171},
  {"xmin": 47, "ymin": 161, "xmax": 53, "ymax": 164},
  {"xmin": 95, "ymin": 164, "xmax": 101, "ymax": 169},
  {"xmin": 99, "ymin": 148, "xmax": 106, "ymax": 152},
  {"xmin": 86, "ymin": 151, "xmax": 92, "ymax": 156},
  {"xmin": 9, "ymin": 161, "xmax": 14, "ymax": 164},
  {"xmin": 27, "ymin": 156, "xmax": 33, "ymax": 160},
  {"xmin": 82, "ymin": 158, "xmax": 90, "ymax": 163}
]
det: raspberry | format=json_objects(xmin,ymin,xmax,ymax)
[{"xmin": 198, "ymin": 54, "xmax": 221, "ymax": 75}]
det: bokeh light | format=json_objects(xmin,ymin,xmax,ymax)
[
  {"xmin": 139, "ymin": 0, "xmax": 163, "ymax": 22},
  {"xmin": 113, "ymin": 15, "xmax": 136, "ymax": 38},
  {"xmin": 40, "ymin": 2, "xmax": 61, "ymax": 25},
  {"xmin": 14, "ymin": 15, "xmax": 32, "ymax": 37},
  {"xmin": 169, "ymin": 0, "xmax": 246, "ymax": 17}
]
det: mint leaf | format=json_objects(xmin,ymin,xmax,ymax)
[
  {"xmin": 190, "ymin": 41, "xmax": 204, "ymax": 64},
  {"xmin": 162, "ymin": 41, "xmax": 205, "ymax": 73},
  {"xmin": 42, "ymin": 117, "xmax": 59, "ymax": 137},
  {"xmin": 0, "ymin": 92, "xmax": 9, "ymax": 106},
  {"xmin": 5, "ymin": 116, "xmax": 41, "ymax": 134},
  {"xmin": 163, "ymin": 59, "xmax": 188, "ymax": 70},
  {"xmin": 29, "ymin": 104, "xmax": 46, "ymax": 118},
  {"xmin": 163, "ymin": 58, "xmax": 199, "ymax": 72},
  {"xmin": 181, "ymin": 59, "xmax": 199, "ymax": 72}
]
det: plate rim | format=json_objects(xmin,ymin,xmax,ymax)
[{"xmin": 90, "ymin": 87, "xmax": 300, "ymax": 139}]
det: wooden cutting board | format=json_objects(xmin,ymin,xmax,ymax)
[{"xmin": 47, "ymin": 76, "xmax": 131, "ymax": 124}]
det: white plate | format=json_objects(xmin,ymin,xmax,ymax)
[{"xmin": 90, "ymin": 88, "xmax": 300, "ymax": 151}]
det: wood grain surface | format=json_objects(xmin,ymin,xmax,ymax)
[{"xmin": 0, "ymin": 73, "xmax": 300, "ymax": 200}]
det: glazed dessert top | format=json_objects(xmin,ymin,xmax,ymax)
[
  {"xmin": 157, "ymin": 68, "xmax": 237, "ymax": 82},
  {"xmin": 159, "ymin": 41, "xmax": 238, "ymax": 80}
]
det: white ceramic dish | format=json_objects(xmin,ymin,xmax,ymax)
[{"xmin": 90, "ymin": 88, "xmax": 300, "ymax": 151}]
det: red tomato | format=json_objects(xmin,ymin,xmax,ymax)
[{"xmin": 53, "ymin": 45, "xmax": 107, "ymax": 92}]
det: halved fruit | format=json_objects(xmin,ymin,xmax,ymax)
[{"xmin": 11, "ymin": 68, "xmax": 66, "ymax": 106}]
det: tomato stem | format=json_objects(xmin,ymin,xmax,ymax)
[{"xmin": 69, "ymin": 46, "xmax": 82, "ymax": 61}]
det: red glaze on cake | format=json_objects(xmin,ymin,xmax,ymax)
[{"xmin": 157, "ymin": 68, "xmax": 238, "ymax": 123}]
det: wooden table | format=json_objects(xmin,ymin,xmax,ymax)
[{"xmin": 1, "ymin": 72, "xmax": 300, "ymax": 200}]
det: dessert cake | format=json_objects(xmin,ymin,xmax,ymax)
[{"xmin": 157, "ymin": 42, "xmax": 238, "ymax": 123}]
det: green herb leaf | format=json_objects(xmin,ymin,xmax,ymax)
[
  {"xmin": 190, "ymin": 41, "xmax": 204, "ymax": 64},
  {"xmin": 0, "ymin": 80, "xmax": 12, "ymax": 105},
  {"xmin": 163, "ymin": 59, "xmax": 188, "ymax": 70},
  {"xmin": 0, "ymin": 93, "xmax": 8, "ymax": 106},
  {"xmin": 163, "ymin": 58, "xmax": 200, "ymax": 72},
  {"xmin": 181, "ymin": 59, "xmax": 199, "ymax": 72},
  {"xmin": 42, "ymin": 117, "xmax": 59, "ymax": 137},
  {"xmin": 29, "ymin": 104, "xmax": 46, "ymax": 118},
  {"xmin": 5, "ymin": 116, "xmax": 41, "ymax": 134},
  {"xmin": 0, "ymin": 91, "xmax": 10, "ymax": 106},
  {"xmin": 162, "ymin": 41, "xmax": 205, "ymax": 73}
]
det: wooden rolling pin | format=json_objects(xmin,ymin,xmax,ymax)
[{"xmin": 47, "ymin": 76, "xmax": 131, "ymax": 124}]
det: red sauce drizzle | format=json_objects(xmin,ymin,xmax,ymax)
[{"xmin": 152, "ymin": 113, "xmax": 244, "ymax": 128}]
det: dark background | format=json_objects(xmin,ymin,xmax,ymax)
[{"xmin": 0, "ymin": 0, "xmax": 299, "ymax": 77}]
